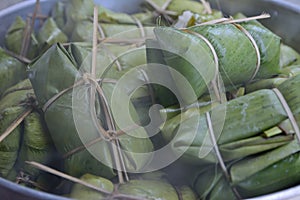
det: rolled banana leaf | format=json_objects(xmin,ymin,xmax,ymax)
[
  {"xmin": 245, "ymin": 77, "xmax": 287, "ymax": 93},
  {"xmin": 0, "ymin": 106, "xmax": 24, "ymax": 179},
  {"xmin": 145, "ymin": 0, "xmax": 205, "ymax": 15},
  {"xmin": 192, "ymin": 140, "xmax": 300, "ymax": 199},
  {"xmin": 4, "ymin": 16, "xmax": 39, "ymax": 59},
  {"xmin": 152, "ymin": 27, "xmax": 215, "ymax": 104},
  {"xmin": 0, "ymin": 48, "xmax": 26, "ymax": 97},
  {"xmin": 62, "ymin": 0, "xmax": 94, "ymax": 36},
  {"xmin": 118, "ymin": 180, "xmax": 180, "ymax": 200},
  {"xmin": 153, "ymin": 20, "xmax": 281, "ymax": 99},
  {"xmin": 0, "ymin": 80, "xmax": 35, "ymax": 180},
  {"xmin": 144, "ymin": 0, "xmax": 221, "ymax": 19},
  {"xmin": 37, "ymin": 18, "xmax": 68, "ymax": 51},
  {"xmin": 280, "ymin": 65, "xmax": 300, "ymax": 77},
  {"xmin": 245, "ymin": 64, "xmax": 300, "ymax": 93},
  {"xmin": 17, "ymin": 111, "xmax": 55, "ymax": 179},
  {"xmin": 188, "ymin": 24, "xmax": 258, "ymax": 85},
  {"xmin": 29, "ymin": 44, "xmax": 154, "ymax": 178},
  {"xmin": 69, "ymin": 173, "xmax": 114, "ymax": 200},
  {"xmin": 277, "ymin": 73, "xmax": 300, "ymax": 124},
  {"xmin": 70, "ymin": 173, "xmax": 197, "ymax": 200},
  {"xmin": 233, "ymin": 13, "xmax": 281, "ymax": 79},
  {"xmin": 161, "ymin": 73, "xmax": 300, "ymax": 165},
  {"xmin": 119, "ymin": 170, "xmax": 197, "ymax": 200},
  {"xmin": 98, "ymin": 5, "xmax": 154, "ymax": 25},
  {"xmin": 68, "ymin": 41, "xmax": 153, "ymax": 126}
]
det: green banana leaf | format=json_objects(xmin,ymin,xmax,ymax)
[
  {"xmin": 146, "ymin": 39, "xmax": 179, "ymax": 107},
  {"xmin": 188, "ymin": 24, "xmax": 257, "ymax": 85},
  {"xmin": 119, "ymin": 171, "xmax": 197, "ymax": 200},
  {"xmin": 0, "ymin": 48, "xmax": 26, "ymax": 97},
  {"xmin": 0, "ymin": 79, "xmax": 36, "ymax": 180},
  {"xmin": 70, "ymin": 172, "xmax": 197, "ymax": 200},
  {"xmin": 63, "ymin": 0, "xmax": 94, "ymax": 36},
  {"xmin": 146, "ymin": 0, "xmax": 205, "ymax": 15},
  {"xmin": 280, "ymin": 65, "xmax": 300, "ymax": 77},
  {"xmin": 29, "ymin": 43, "xmax": 154, "ymax": 178},
  {"xmin": 37, "ymin": 18, "xmax": 68, "ymax": 51},
  {"xmin": 50, "ymin": 1, "xmax": 66, "ymax": 30},
  {"xmin": 17, "ymin": 111, "xmax": 54, "ymax": 179},
  {"xmin": 192, "ymin": 140, "xmax": 300, "ymax": 199},
  {"xmin": 161, "ymin": 72, "xmax": 300, "ymax": 165},
  {"xmin": 4, "ymin": 16, "xmax": 39, "ymax": 59},
  {"xmin": 71, "ymin": 20, "xmax": 153, "ymax": 42},
  {"xmin": 153, "ymin": 21, "xmax": 281, "ymax": 99},
  {"xmin": 179, "ymin": 75, "xmax": 300, "ymax": 198},
  {"xmin": 118, "ymin": 180, "xmax": 180, "ymax": 200},
  {"xmin": 98, "ymin": 5, "xmax": 154, "ymax": 25},
  {"xmin": 0, "ymin": 106, "xmax": 24, "ymax": 179},
  {"xmin": 245, "ymin": 77, "xmax": 287, "ymax": 93},
  {"xmin": 280, "ymin": 44, "xmax": 300, "ymax": 68},
  {"xmin": 68, "ymin": 42, "xmax": 154, "ymax": 126},
  {"xmin": 234, "ymin": 16, "xmax": 281, "ymax": 79},
  {"xmin": 69, "ymin": 173, "xmax": 114, "ymax": 200},
  {"xmin": 277, "ymin": 73, "xmax": 300, "ymax": 125},
  {"xmin": 153, "ymin": 26, "xmax": 215, "ymax": 104}
]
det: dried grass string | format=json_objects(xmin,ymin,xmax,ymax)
[
  {"xmin": 206, "ymin": 112, "xmax": 242, "ymax": 199},
  {"xmin": 25, "ymin": 162, "xmax": 145, "ymax": 200},
  {"xmin": 272, "ymin": 88, "xmax": 300, "ymax": 143},
  {"xmin": 91, "ymin": 6, "xmax": 128, "ymax": 183},
  {"xmin": 182, "ymin": 29, "xmax": 222, "ymax": 103},
  {"xmin": 234, "ymin": 24, "xmax": 261, "ymax": 82},
  {"xmin": 0, "ymin": 108, "xmax": 33, "ymax": 143},
  {"xmin": 20, "ymin": 0, "xmax": 40, "ymax": 57}
]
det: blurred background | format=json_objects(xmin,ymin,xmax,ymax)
[{"xmin": 0, "ymin": 0, "xmax": 23, "ymax": 10}]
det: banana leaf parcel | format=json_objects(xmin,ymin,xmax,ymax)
[
  {"xmin": 161, "ymin": 73, "xmax": 300, "ymax": 165},
  {"xmin": 0, "ymin": 80, "xmax": 34, "ymax": 180},
  {"xmin": 0, "ymin": 79, "xmax": 56, "ymax": 185},
  {"xmin": 4, "ymin": 16, "xmax": 39, "ymax": 59},
  {"xmin": 143, "ymin": 0, "xmax": 222, "ymax": 24},
  {"xmin": 0, "ymin": 47, "xmax": 26, "ymax": 97},
  {"xmin": 37, "ymin": 17, "xmax": 68, "ymax": 51},
  {"xmin": 160, "ymin": 73, "xmax": 300, "ymax": 198},
  {"xmin": 29, "ymin": 43, "xmax": 154, "ymax": 179},
  {"xmin": 192, "ymin": 140, "xmax": 300, "ymax": 199},
  {"xmin": 70, "ymin": 172, "xmax": 197, "ymax": 200},
  {"xmin": 150, "ymin": 21, "xmax": 281, "ymax": 102}
]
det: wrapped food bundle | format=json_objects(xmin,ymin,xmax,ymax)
[
  {"xmin": 160, "ymin": 72, "xmax": 300, "ymax": 199},
  {"xmin": 150, "ymin": 18, "xmax": 281, "ymax": 103},
  {"xmin": 29, "ymin": 43, "xmax": 154, "ymax": 178},
  {"xmin": 0, "ymin": 48, "xmax": 26, "ymax": 96},
  {"xmin": 0, "ymin": 80, "xmax": 55, "ymax": 186},
  {"xmin": 4, "ymin": 16, "xmax": 39, "ymax": 59},
  {"xmin": 69, "ymin": 172, "xmax": 197, "ymax": 200},
  {"xmin": 1, "ymin": 0, "xmax": 300, "ymax": 199}
]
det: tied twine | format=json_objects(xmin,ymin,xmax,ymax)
[
  {"xmin": 146, "ymin": 0, "xmax": 177, "ymax": 24},
  {"xmin": 40, "ymin": 72, "xmax": 131, "ymax": 184},
  {"xmin": 97, "ymin": 14, "xmax": 147, "ymax": 71},
  {"xmin": 185, "ymin": 13, "xmax": 270, "ymax": 85},
  {"xmin": 182, "ymin": 29, "xmax": 224, "ymax": 103},
  {"xmin": 43, "ymin": 6, "xmax": 153, "ymax": 184},
  {"xmin": 204, "ymin": 88, "xmax": 300, "ymax": 199},
  {"xmin": 272, "ymin": 88, "xmax": 300, "ymax": 143},
  {"xmin": 25, "ymin": 161, "xmax": 146, "ymax": 200},
  {"xmin": 205, "ymin": 112, "xmax": 242, "ymax": 199}
]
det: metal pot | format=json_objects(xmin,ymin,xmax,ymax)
[{"xmin": 0, "ymin": 0, "xmax": 299, "ymax": 199}]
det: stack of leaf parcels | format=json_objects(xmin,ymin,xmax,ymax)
[{"xmin": 1, "ymin": 0, "xmax": 300, "ymax": 199}]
